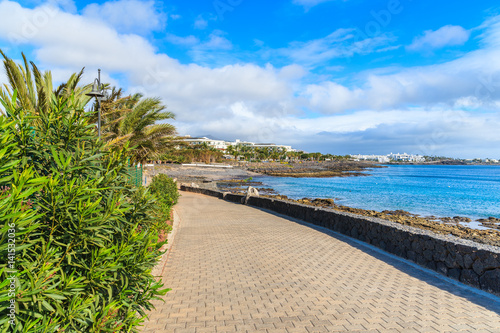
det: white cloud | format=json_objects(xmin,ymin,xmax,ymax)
[
  {"xmin": 166, "ymin": 30, "xmax": 233, "ymax": 52},
  {"xmin": 202, "ymin": 31, "xmax": 233, "ymax": 50},
  {"xmin": 302, "ymin": 44, "xmax": 500, "ymax": 114},
  {"xmin": 165, "ymin": 34, "xmax": 199, "ymax": 46},
  {"xmin": 19, "ymin": 0, "xmax": 77, "ymax": 12},
  {"xmin": 299, "ymin": 20, "xmax": 500, "ymax": 114},
  {"xmin": 270, "ymin": 28, "xmax": 397, "ymax": 68},
  {"xmin": 293, "ymin": 0, "xmax": 336, "ymax": 10},
  {"xmin": 187, "ymin": 31, "xmax": 234, "ymax": 64},
  {"xmin": 82, "ymin": 0, "xmax": 165, "ymax": 35},
  {"xmin": 1, "ymin": 1, "xmax": 500, "ymax": 158},
  {"xmin": 407, "ymin": 25, "xmax": 470, "ymax": 52},
  {"xmin": 194, "ymin": 17, "xmax": 208, "ymax": 30},
  {"xmin": 50, "ymin": 0, "xmax": 76, "ymax": 13}
]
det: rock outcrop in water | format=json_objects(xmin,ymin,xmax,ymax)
[{"xmin": 247, "ymin": 161, "xmax": 383, "ymax": 178}]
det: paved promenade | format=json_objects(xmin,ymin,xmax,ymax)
[{"xmin": 142, "ymin": 192, "xmax": 500, "ymax": 332}]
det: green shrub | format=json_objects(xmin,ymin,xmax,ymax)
[
  {"xmin": 148, "ymin": 174, "xmax": 179, "ymax": 228},
  {"xmin": 0, "ymin": 92, "xmax": 169, "ymax": 332}
]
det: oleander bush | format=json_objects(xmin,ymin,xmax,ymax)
[
  {"xmin": 0, "ymin": 91, "xmax": 169, "ymax": 332},
  {"xmin": 149, "ymin": 174, "xmax": 179, "ymax": 228}
]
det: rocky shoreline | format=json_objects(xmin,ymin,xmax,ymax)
[
  {"xmin": 216, "ymin": 180, "xmax": 500, "ymax": 247},
  {"xmin": 144, "ymin": 162, "xmax": 500, "ymax": 246}
]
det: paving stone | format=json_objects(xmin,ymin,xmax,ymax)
[{"xmin": 141, "ymin": 192, "xmax": 500, "ymax": 333}]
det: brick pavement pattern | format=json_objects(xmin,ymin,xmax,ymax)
[{"xmin": 142, "ymin": 192, "xmax": 500, "ymax": 332}]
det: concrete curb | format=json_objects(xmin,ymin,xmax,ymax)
[{"xmin": 151, "ymin": 208, "xmax": 180, "ymax": 278}]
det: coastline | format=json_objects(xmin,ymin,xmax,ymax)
[
  {"xmin": 144, "ymin": 160, "xmax": 379, "ymax": 182},
  {"xmin": 218, "ymin": 181, "xmax": 500, "ymax": 247},
  {"xmin": 144, "ymin": 162, "xmax": 500, "ymax": 247}
]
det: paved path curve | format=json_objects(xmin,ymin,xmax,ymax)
[{"xmin": 142, "ymin": 192, "xmax": 500, "ymax": 332}]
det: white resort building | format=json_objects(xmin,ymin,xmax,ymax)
[
  {"xmin": 182, "ymin": 136, "xmax": 295, "ymax": 152},
  {"xmin": 182, "ymin": 137, "xmax": 228, "ymax": 150},
  {"xmin": 352, "ymin": 153, "xmax": 425, "ymax": 163}
]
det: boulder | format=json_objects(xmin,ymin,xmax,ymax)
[{"xmin": 479, "ymin": 269, "xmax": 500, "ymax": 294}]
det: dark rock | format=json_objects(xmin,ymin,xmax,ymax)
[
  {"xmin": 445, "ymin": 254, "xmax": 458, "ymax": 269},
  {"xmin": 463, "ymin": 254, "xmax": 474, "ymax": 269},
  {"xmin": 455, "ymin": 252, "xmax": 464, "ymax": 268},
  {"xmin": 433, "ymin": 242, "xmax": 447, "ymax": 260},
  {"xmin": 351, "ymin": 227, "xmax": 359, "ymax": 239},
  {"xmin": 393, "ymin": 247, "xmax": 405, "ymax": 257},
  {"xmin": 407, "ymin": 251, "xmax": 416, "ymax": 262},
  {"xmin": 448, "ymin": 268, "xmax": 461, "ymax": 281},
  {"xmin": 424, "ymin": 239, "xmax": 435, "ymax": 251},
  {"xmin": 480, "ymin": 253, "xmax": 500, "ymax": 271},
  {"xmin": 472, "ymin": 259, "xmax": 485, "ymax": 275},
  {"xmin": 460, "ymin": 269, "xmax": 480, "ymax": 286},
  {"xmin": 456, "ymin": 244, "xmax": 473, "ymax": 254},
  {"xmin": 424, "ymin": 260, "xmax": 436, "ymax": 271},
  {"xmin": 416, "ymin": 255, "xmax": 426, "ymax": 266},
  {"xmin": 411, "ymin": 240, "xmax": 422, "ymax": 253},
  {"xmin": 433, "ymin": 247, "xmax": 447, "ymax": 262},
  {"xmin": 423, "ymin": 249, "xmax": 434, "ymax": 261},
  {"xmin": 479, "ymin": 269, "xmax": 500, "ymax": 294},
  {"xmin": 436, "ymin": 262, "xmax": 448, "ymax": 275}
]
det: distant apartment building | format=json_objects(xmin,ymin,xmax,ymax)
[
  {"xmin": 352, "ymin": 153, "xmax": 425, "ymax": 163},
  {"xmin": 233, "ymin": 139, "xmax": 294, "ymax": 152},
  {"xmin": 182, "ymin": 136, "xmax": 295, "ymax": 152},
  {"xmin": 183, "ymin": 136, "xmax": 227, "ymax": 150},
  {"xmin": 351, "ymin": 154, "xmax": 390, "ymax": 163},
  {"xmin": 388, "ymin": 153, "xmax": 425, "ymax": 162}
]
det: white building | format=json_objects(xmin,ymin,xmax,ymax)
[
  {"xmin": 351, "ymin": 154, "xmax": 390, "ymax": 163},
  {"xmin": 183, "ymin": 137, "xmax": 228, "ymax": 151},
  {"xmin": 388, "ymin": 153, "xmax": 425, "ymax": 162},
  {"xmin": 183, "ymin": 136, "xmax": 296, "ymax": 152},
  {"xmin": 352, "ymin": 153, "xmax": 425, "ymax": 163}
]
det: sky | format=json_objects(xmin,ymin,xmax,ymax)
[{"xmin": 0, "ymin": 0, "xmax": 499, "ymax": 158}]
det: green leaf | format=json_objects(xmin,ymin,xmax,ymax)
[{"xmin": 41, "ymin": 300, "xmax": 55, "ymax": 312}]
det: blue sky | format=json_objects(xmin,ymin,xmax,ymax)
[{"xmin": 1, "ymin": 0, "xmax": 500, "ymax": 158}]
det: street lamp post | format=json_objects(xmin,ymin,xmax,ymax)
[{"xmin": 86, "ymin": 69, "xmax": 105, "ymax": 139}]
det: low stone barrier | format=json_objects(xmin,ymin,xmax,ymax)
[
  {"xmin": 179, "ymin": 186, "xmax": 224, "ymax": 199},
  {"xmin": 180, "ymin": 185, "xmax": 500, "ymax": 295}
]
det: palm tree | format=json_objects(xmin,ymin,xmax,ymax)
[
  {"xmin": 1, "ymin": 51, "xmax": 176, "ymax": 165},
  {"xmin": 97, "ymin": 90, "xmax": 177, "ymax": 164},
  {"xmin": 0, "ymin": 50, "xmax": 92, "ymax": 115}
]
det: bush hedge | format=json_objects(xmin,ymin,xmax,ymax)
[
  {"xmin": 149, "ymin": 174, "xmax": 179, "ymax": 229},
  {"xmin": 0, "ymin": 92, "xmax": 170, "ymax": 332}
]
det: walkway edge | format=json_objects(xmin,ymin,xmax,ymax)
[{"xmin": 151, "ymin": 208, "xmax": 180, "ymax": 278}]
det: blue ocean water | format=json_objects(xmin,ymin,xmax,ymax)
[{"xmin": 253, "ymin": 165, "xmax": 500, "ymax": 221}]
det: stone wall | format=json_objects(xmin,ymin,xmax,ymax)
[{"xmin": 180, "ymin": 185, "xmax": 500, "ymax": 295}]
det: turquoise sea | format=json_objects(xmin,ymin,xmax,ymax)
[{"xmin": 253, "ymin": 165, "xmax": 500, "ymax": 222}]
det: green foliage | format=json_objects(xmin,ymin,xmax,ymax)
[
  {"xmin": 148, "ymin": 174, "xmax": 179, "ymax": 229},
  {"xmin": 0, "ymin": 50, "xmax": 92, "ymax": 115},
  {"xmin": 98, "ymin": 89, "xmax": 177, "ymax": 164},
  {"xmin": 161, "ymin": 143, "xmax": 223, "ymax": 164},
  {"xmin": 0, "ymin": 90, "xmax": 169, "ymax": 331}
]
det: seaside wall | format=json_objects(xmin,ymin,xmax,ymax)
[{"xmin": 180, "ymin": 186, "xmax": 500, "ymax": 296}]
